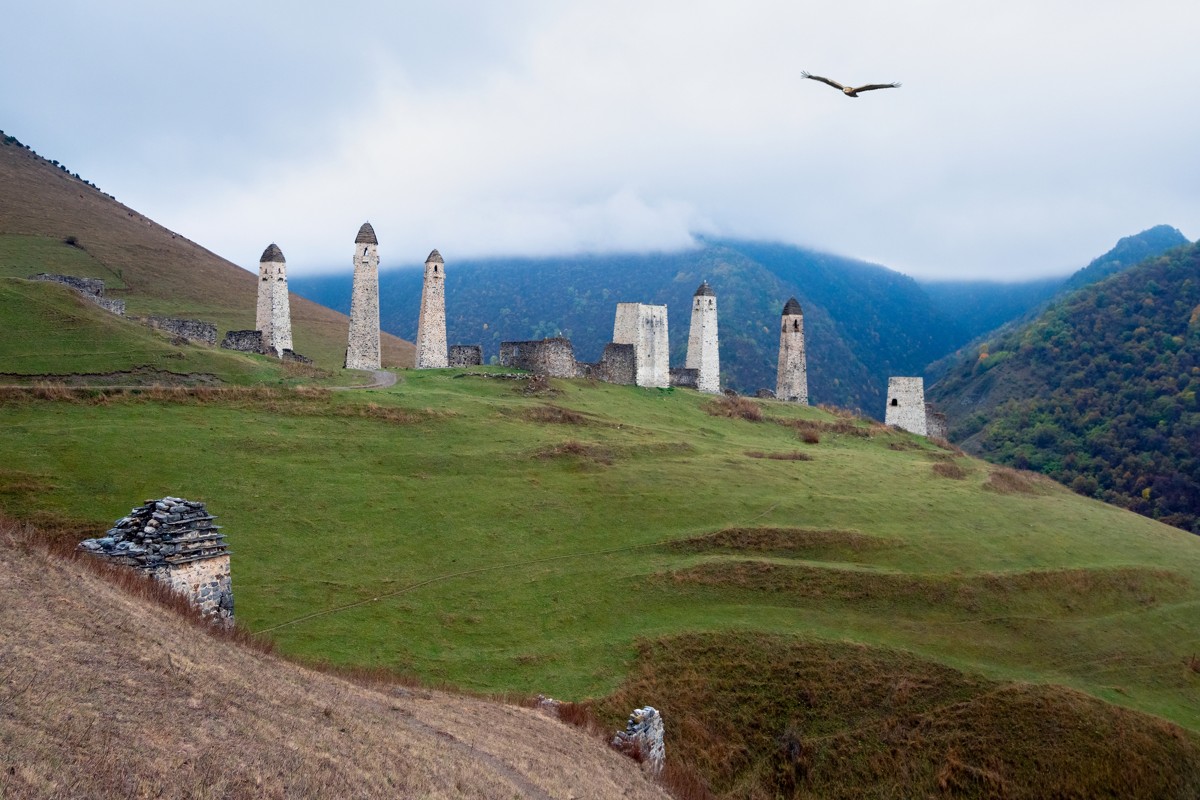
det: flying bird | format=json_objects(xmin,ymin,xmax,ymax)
[{"xmin": 801, "ymin": 71, "xmax": 901, "ymax": 97}]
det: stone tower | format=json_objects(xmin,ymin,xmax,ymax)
[
  {"xmin": 886, "ymin": 377, "xmax": 927, "ymax": 435},
  {"xmin": 345, "ymin": 222, "xmax": 381, "ymax": 370},
  {"xmin": 255, "ymin": 243, "xmax": 293, "ymax": 357},
  {"xmin": 775, "ymin": 298, "xmax": 808, "ymax": 403},
  {"xmin": 686, "ymin": 281, "xmax": 720, "ymax": 394},
  {"xmin": 415, "ymin": 249, "xmax": 448, "ymax": 369},
  {"xmin": 613, "ymin": 303, "xmax": 669, "ymax": 388}
]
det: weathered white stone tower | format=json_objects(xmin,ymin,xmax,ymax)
[
  {"xmin": 886, "ymin": 377, "xmax": 927, "ymax": 435},
  {"xmin": 415, "ymin": 249, "xmax": 448, "ymax": 369},
  {"xmin": 345, "ymin": 222, "xmax": 381, "ymax": 370},
  {"xmin": 686, "ymin": 281, "xmax": 720, "ymax": 394},
  {"xmin": 775, "ymin": 298, "xmax": 808, "ymax": 403},
  {"xmin": 613, "ymin": 302, "xmax": 669, "ymax": 388},
  {"xmin": 255, "ymin": 243, "xmax": 293, "ymax": 357}
]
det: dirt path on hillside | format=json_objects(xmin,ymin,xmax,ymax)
[{"xmin": 334, "ymin": 369, "xmax": 398, "ymax": 390}]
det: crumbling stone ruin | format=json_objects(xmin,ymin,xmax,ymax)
[
  {"xmin": 448, "ymin": 344, "xmax": 483, "ymax": 367},
  {"xmin": 686, "ymin": 281, "xmax": 720, "ymax": 393},
  {"xmin": 79, "ymin": 497, "xmax": 233, "ymax": 624},
  {"xmin": 582, "ymin": 342, "xmax": 637, "ymax": 385},
  {"xmin": 926, "ymin": 404, "xmax": 948, "ymax": 440},
  {"xmin": 416, "ymin": 249, "xmax": 449, "ymax": 368},
  {"xmin": 220, "ymin": 329, "xmax": 266, "ymax": 353},
  {"xmin": 885, "ymin": 376, "xmax": 928, "ymax": 435},
  {"xmin": 29, "ymin": 272, "xmax": 125, "ymax": 315},
  {"xmin": 500, "ymin": 337, "xmax": 578, "ymax": 378},
  {"xmin": 256, "ymin": 243, "xmax": 294, "ymax": 357},
  {"xmin": 612, "ymin": 706, "xmax": 665, "ymax": 775},
  {"xmin": 144, "ymin": 316, "xmax": 217, "ymax": 346},
  {"xmin": 669, "ymin": 367, "xmax": 699, "ymax": 388},
  {"xmin": 345, "ymin": 223, "xmax": 381, "ymax": 370},
  {"xmin": 613, "ymin": 303, "xmax": 669, "ymax": 388},
  {"xmin": 776, "ymin": 297, "xmax": 809, "ymax": 404}
]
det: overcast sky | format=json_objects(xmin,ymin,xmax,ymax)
[{"xmin": 4, "ymin": 1, "xmax": 1198, "ymax": 279}]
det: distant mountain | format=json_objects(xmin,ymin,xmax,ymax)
[
  {"xmin": 929, "ymin": 240, "xmax": 1200, "ymax": 532},
  {"xmin": 293, "ymin": 240, "xmax": 961, "ymax": 415},
  {"xmin": 1062, "ymin": 224, "xmax": 1189, "ymax": 293}
]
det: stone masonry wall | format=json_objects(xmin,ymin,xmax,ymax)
[
  {"xmin": 220, "ymin": 329, "xmax": 267, "ymax": 354},
  {"xmin": 144, "ymin": 316, "xmax": 217, "ymax": 346},
  {"xmin": 612, "ymin": 706, "xmax": 665, "ymax": 775},
  {"xmin": 613, "ymin": 303, "xmax": 669, "ymax": 388},
  {"xmin": 576, "ymin": 343, "xmax": 636, "ymax": 385},
  {"xmin": 29, "ymin": 273, "xmax": 125, "ymax": 316},
  {"xmin": 886, "ymin": 377, "xmax": 927, "ymax": 435},
  {"xmin": 499, "ymin": 338, "xmax": 577, "ymax": 378},
  {"xmin": 669, "ymin": 367, "xmax": 699, "ymax": 388},
  {"xmin": 79, "ymin": 497, "xmax": 233, "ymax": 624},
  {"xmin": 926, "ymin": 404, "xmax": 948, "ymax": 440},
  {"xmin": 449, "ymin": 344, "xmax": 483, "ymax": 367}
]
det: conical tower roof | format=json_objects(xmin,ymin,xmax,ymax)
[
  {"xmin": 694, "ymin": 280, "xmax": 715, "ymax": 297},
  {"xmin": 782, "ymin": 297, "xmax": 803, "ymax": 316},
  {"xmin": 355, "ymin": 222, "xmax": 378, "ymax": 245},
  {"xmin": 259, "ymin": 243, "xmax": 285, "ymax": 263},
  {"xmin": 426, "ymin": 249, "xmax": 444, "ymax": 264}
]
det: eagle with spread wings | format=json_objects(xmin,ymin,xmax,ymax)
[{"xmin": 801, "ymin": 71, "xmax": 901, "ymax": 97}]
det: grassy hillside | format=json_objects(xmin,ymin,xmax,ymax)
[
  {"xmin": 930, "ymin": 241, "xmax": 1200, "ymax": 533},
  {"xmin": 0, "ymin": 518, "xmax": 668, "ymax": 800},
  {"xmin": 3, "ymin": 374, "xmax": 1199, "ymax": 795},
  {"xmin": 0, "ymin": 133, "xmax": 413, "ymax": 372}
]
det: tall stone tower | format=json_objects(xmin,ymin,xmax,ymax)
[
  {"xmin": 415, "ymin": 249, "xmax": 448, "ymax": 369},
  {"xmin": 886, "ymin": 377, "xmax": 927, "ymax": 435},
  {"xmin": 255, "ymin": 243, "xmax": 293, "ymax": 357},
  {"xmin": 775, "ymin": 297, "xmax": 808, "ymax": 403},
  {"xmin": 613, "ymin": 302, "xmax": 669, "ymax": 388},
  {"xmin": 345, "ymin": 222, "xmax": 381, "ymax": 370},
  {"xmin": 686, "ymin": 281, "xmax": 720, "ymax": 394}
]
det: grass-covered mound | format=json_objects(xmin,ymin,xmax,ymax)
[{"xmin": 591, "ymin": 632, "xmax": 1200, "ymax": 799}]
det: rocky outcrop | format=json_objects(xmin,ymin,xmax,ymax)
[{"xmin": 612, "ymin": 706, "xmax": 665, "ymax": 775}]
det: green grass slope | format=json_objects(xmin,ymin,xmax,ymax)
[
  {"xmin": 2, "ymin": 373, "xmax": 1199, "ymax": 795},
  {"xmin": 0, "ymin": 134, "xmax": 413, "ymax": 371},
  {"xmin": 0, "ymin": 278, "xmax": 292, "ymax": 384}
]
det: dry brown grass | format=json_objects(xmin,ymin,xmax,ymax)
[
  {"xmin": 525, "ymin": 404, "xmax": 590, "ymax": 425},
  {"xmin": 932, "ymin": 461, "xmax": 970, "ymax": 480},
  {"xmin": 535, "ymin": 439, "xmax": 616, "ymax": 465},
  {"xmin": 772, "ymin": 414, "xmax": 886, "ymax": 443},
  {"xmin": 744, "ymin": 450, "xmax": 813, "ymax": 461},
  {"xmin": 984, "ymin": 466, "xmax": 1059, "ymax": 495},
  {"xmin": 702, "ymin": 394, "xmax": 763, "ymax": 422},
  {"xmin": 0, "ymin": 515, "xmax": 669, "ymax": 800},
  {"xmin": 664, "ymin": 527, "xmax": 893, "ymax": 560}
]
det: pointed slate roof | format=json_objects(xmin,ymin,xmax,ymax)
[
  {"xmin": 355, "ymin": 222, "xmax": 378, "ymax": 245},
  {"xmin": 694, "ymin": 280, "xmax": 715, "ymax": 297},
  {"xmin": 782, "ymin": 297, "xmax": 803, "ymax": 316},
  {"xmin": 259, "ymin": 243, "xmax": 285, "ymax": 263},
  {"xmin": 426, "ymin": 249, "xmax": 444, "ymax": 264}
]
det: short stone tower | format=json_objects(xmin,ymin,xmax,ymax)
[
  {"xmin": 686, "ymin": 281, "xmax": 720, "ymax": 394},
  {"xmin": 415, "ymin": 249, "xmax": 448, "ymax": 369},
  {"xmin": 613, "ymin": 303, "xmax": 669, "ymax": 388},
  {"xmin": 345, "ymin": 222, "xmax": 381, "ymax": 370},
  {"xmin": 775, "ymin": 298, "xmax": 808, "ymax": 403},
  {"xmin": 886, "ymin": 377, "xmax": 927, "ymax": 435},
  {"xmin": 255, "ymin": 243, "xmax": 293, "ymax": 357}
]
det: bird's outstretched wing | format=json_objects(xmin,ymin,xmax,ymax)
[
  {"xmin": 850, "ymin": 82, "xmax": 901, "ymax": 93},
  {"xmin": 801, "ymin": 71, "xmax": 846, "ymax": 91}
]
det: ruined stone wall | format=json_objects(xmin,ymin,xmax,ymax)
[
  {"xmin": 925, "ymin": 404, "xmax": 948, "ymax": 440},
  {"xmin": 499, "ymin": 338, "xmax": 577, "ymax": 378},
  {"xmin": 144, "ymin": 316, "xmax": 217, "ymax": 346},
  {"xmin": 686, "ymin": 288, "xmax": 720, "ymax": 393},
  {"xmin": 416, "ymin": 250, "xmax": 448, "ymax": 368},
  {"xmin": 776, "ymin": 304, "xmax": 808, "ymax": 404},
  {"xmin": 79, "ymin": 497, "xmax": 233, "ymax": 623},
  {"xmin": 345, "ymin": 228, "xmax": 381, "ymax": 370},
  {"xmin": 449, "ymin": 344, "xmax": 483, "ymax": 367},
  {"xmin": 29, "ymin": 273, "xmax": 125, "ymax": 315},
  {"xmin": 885, "ymin": 377, "xmax": 927, "ymax": 435},
  {"xmin": 576, "ymin": 343, "xmax": 636, "ymax": 385},
  {"xmin": 612, "ymin": 707, "xmax": 665, "ymax": 776},
  {"xmin": 220, "ymin": 329, "xmax": 266, "ymax": 354},
  {"xmin": 613, "ymin": 303, "xmax": 669, "ymax": 388},
  {"xmin": 669, "ymin": 367, "xmax": 699, "ymax": 388}
]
